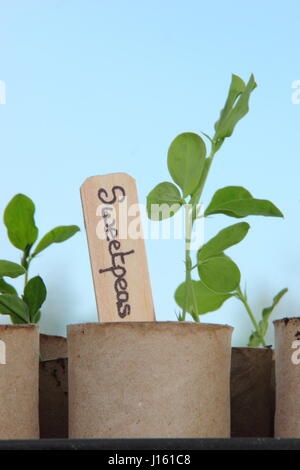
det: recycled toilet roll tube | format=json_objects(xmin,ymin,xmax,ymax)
[
  {"xmin": 39, "ymin": 334, "xmax": 68, "ymax": 439},
  {"xmin": 0, "ymin": 325, "xmax": 39, "ymax": 439},
  {"xmin": 274, "ymin": 318, "xmax": 300, "ymax": 437},
  {"xmin": 270, "ymin": 349, "xmax": 276, "ymax": 435},
  {"xmin": 40, "ymin": 333, "xmax": 68, "ymax": 360},
  {"xmin": 68, "ymin": 322, "xmax": 233, "ymax": 438},
  {"xmin": 230, "ymin": 347, "xmax": 274, "ymax": 437}
]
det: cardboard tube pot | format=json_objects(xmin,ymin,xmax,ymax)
[
  {"xmin": 274, "ymin": 318, "xmax": 300, "ymax": 437},
  {"xmin": 68, "ymin": 322, "xmax": 233, "ymax": 438},
  {"xmin": 40, "ymin": 333, "xmax": 68, "ymax": 360},
  {"xmin": 230, "ymin": 347, "xmax": 273, "ymax": 437},
  {"xmin": 270, "ymin": 349, "xmax": 276, "ymax": 435},
  {"xmin": 0, "ymin": 324, "xmax": 39, "ymax": 439},
  {"xmin": 39, "ymin": 334, "xmax": 68, "ymax": 439}
]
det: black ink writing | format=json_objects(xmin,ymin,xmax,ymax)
[{"xmin": 98, "ymin": 186, "xmax": 134, "ymax": 318}]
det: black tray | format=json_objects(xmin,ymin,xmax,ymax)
[{"xmin": 0, "ymin": 438, "xmax": 299, "ymax": 451}]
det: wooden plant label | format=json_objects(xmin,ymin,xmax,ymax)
[{"xmin": 80, "ymin": 173, "xmax": 156, "ymax": 322}]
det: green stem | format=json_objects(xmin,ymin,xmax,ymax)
[
  {"xmin": 190, "ymin": 148, "xmax": 217, "ymax": 219},
  {"xmin": 21, "ymin": 248, "xmax": 32, "ymax": 290},
  {"xmin": 24, "ymin": 268, "xmax": 29, "ymax": 288},
  {"xmin": 182, "ymin": 205, "xmax": 193, "ymax": 321},
  {"xmin": 236, "ymin": 286, "xmax": 266, "ymax": 347},
  {"xmin": 181, "ymin": 144, "xmax": 218, "ymax": 321}
]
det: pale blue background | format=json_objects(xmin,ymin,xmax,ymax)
[{"xmin": 0, "ymin": 0, "xmax": 299, "ymax": 345}]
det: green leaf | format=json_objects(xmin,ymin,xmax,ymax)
[
  {"xmin": 248, "ymin": 288, "xmax": 288, "ymax": 347},
  {"xmin": 175, "ymin": 280, "xmax": 233, "ymax": 315},
  {"xmin": 0, "ymin": 305, "xmax": 13, "ymax": 315},
  {"xmin": 206, "ymin": 186, "xmax": 252, "ymax": 216},
  {"xmin": 198, "ymin": 255, "xmax": 241, "ymax": 293},
  {"xmin": 0, "ymin": 260, "xmax": 25, "ymax": 278},
  {"xmin": 214, "ymin": 74, "xmax": 256, "ymax": 140},
  {"xmin": 214, "ymin": 75, "xmax": 245, "ymax": 133},
  {"xmin": 23, "ymin": 276, "xmax": 47, "ymax": 322},
  {"xmin": 0, "ymin": 294, "xmax": 30, "ymax": 323},
  {"xmin": 198, "ymin": 222, "xmax": 250, "ymax": 261},
  {"xmin": 4, "ymin": 194, "xmax": 38, "ymax": 250},
  {"xmin": 147, "ymin": 182, "xmax": 183, "ymax": 220},
  {"xmin": 167, "ymin": 133, "xmax": 206, "ymax": 198},
  {"xmin": 0, "ymin": 278, "xmax": 17, "ymax": 295},
  {"xmin": 31, "ymin": 310, "xmax": 41, "ymax": 324},
  {"xmin": 205, "ymin": 186, "xmax": 283, "ymax": 218},
  {"xmin": 10, "ymin": 314, "xmax": 25, "ymax": 324},
  {"xmin": 33, "ymin": 225, "xmax": 80, "ymax": 256}
]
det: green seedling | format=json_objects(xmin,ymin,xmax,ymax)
[
  {"xmin": 0, "ymin": 194, "xmax": 80, "ymax": 324},
  {"xmin": 147, "ymin": 74, "xmax": 288, "ymax": 346}
]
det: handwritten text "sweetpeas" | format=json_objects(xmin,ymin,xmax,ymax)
[{"xmin": 97, "ymin": 186, "xmax": 134, "ymax": 319}]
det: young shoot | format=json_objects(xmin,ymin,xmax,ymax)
[
  {"xmin": 0, "ymin": 194, "xmax": 80, "ymax": 324},
  {"xmin": 147, "ymin": 74, "xmax": 287, "ymax": 346}
]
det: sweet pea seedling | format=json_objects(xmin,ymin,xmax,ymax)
[
  {"xmin": 0, "ymin": 194, "xmax": 80, "ymax": 324},
  {"xmin": 147, "ymin": 74, "xmax": 288, "ymax": 346}
]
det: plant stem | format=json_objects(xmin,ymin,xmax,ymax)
[
  {"xmin": 182, "ymin": 144, "xmax": 218, "ymax": 321},
  {"xmin": 182, "ymin": 204, "xmax": 193, "ymax": 321},
  {"xmin": 21, "ymin": 248, "xmax": 32, "ymax": 290},
  {"xmin": 236, "ymin": 285, "xmax": 266, "ymax": 347},
  {"xmin": 24, "ymin": 268, "xmax": 29, "ymax": 288}
]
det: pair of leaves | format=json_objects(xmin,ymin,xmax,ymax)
[
  {"xmin": 148, "ymin": 153, "xmax": 283, "ymax": 225},
  {"xmin": 197, "ymin": 222, "xmax": 250, "ymax": 295},
  {"xmin": 147, "ymin": 133, "xmax": 207, "ymax": 220},
  {"xmin": 193, "ymin": 184, "xmax": 283, "ymax": 321},
  {"xmin": 4, "ymin": 194, "xmax": 80, "ymax": 255},
  {"xmin": 174, "ymin": 223, "xmax": 250, "ymax": 316},
  {"xmin": 175, "ymin": 280, "xmax": 233, "ymax": 316},
  {"xmin": 205, "ymin": 186, "xmax": 283, "ymax": 219},
  {"xmin": 0, "ymin": 276, "xmax": 46, "ymax": 324},
  {"xmin": 214, "ymin": 74, "xmax": 257, "ymax": 141},
  {"xmin": 248, "ymin": 288, "xmax": 288, "ymax": 347}
]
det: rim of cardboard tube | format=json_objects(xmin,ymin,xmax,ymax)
[
  {"xmin": 232, "ymin": 346, "xmax": 273, "ymax": 353},
  {"xmin": 273, "ymin": 317, "xmax": 300, "ymax": 326},
  {"xmin": 0, "ymin": 324, "xmax": 39, "ymax": 330},
  {"xmin": 67, "ymin": 321, "xmax": 233, "ymax": 333},
  {"xmin": 40, "ymin": 333, "xmax": 66, "ymax": 340}
]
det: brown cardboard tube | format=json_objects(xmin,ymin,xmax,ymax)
[
  {"xmin": 270, "ymin": 349, "xmax": 276, "ymax": 435},
  {"xmin": 39, "ymin": 358, "xmax": 68, "ymax": 438},
  {"xmin": 40, "ymin": 333, "xmax": 68, "ymax": 360},
  {"xmin": 230, "ymin": 347, "xmax": 273, "ymax": 437},
  {"xmin": 39, "ymin": 334, "xmax": 68, "ymax": 439},
  {"xmin": 0, "ymin": 325, "xmax": 39, "ymax": 439},
  {"xmin": 68, "ymin": 322, "xmax": 233, "ymax": 438},
  {"xmin": 274, "ymin": 318, "xmax": 300, "ymax": 437}
]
